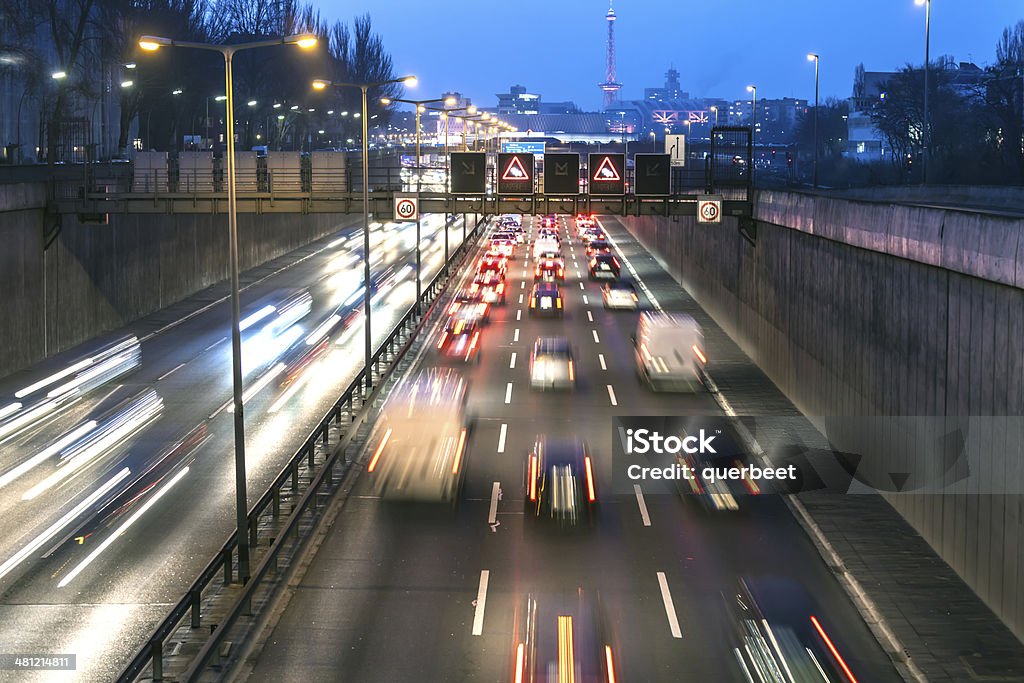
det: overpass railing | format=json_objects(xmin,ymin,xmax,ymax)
[{"xmin": 116, "ymin": 215, "xmax": 488, "ymax": 682}]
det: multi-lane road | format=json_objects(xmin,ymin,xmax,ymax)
[
  {"xmin": 242, "ymin": 215, "xmax": 902, "ymax": 682},
  {"xmin": 0, "ymin": 214, "xmax": 469, "ymax": 681}
]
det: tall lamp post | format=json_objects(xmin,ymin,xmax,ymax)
[
  {"xmin": 380, "ymin": 95, "xmax": 456, "ymax": 313},
  {"xmin": 915, "ymin": 0, "xmax": 931, "ymax": 183},
  {"xmin": 312, "ymin": 75, "xmax": 417, "ymax": 390},
  {"xmin": 426, "ymin": 104, "xmax": 476, "ymax": 263},
  {"xmin": 746, "ymin": 84, "xmax": 757, "ymax": 182},
  {"xmin": 807, "ymin": 53, "xmax": 820, "ymax": 188},
  {"xmin": 139, "ymin": 32, "xmax": 318, "ymax": 585}
]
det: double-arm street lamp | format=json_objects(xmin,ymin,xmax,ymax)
[
  {"xmin": 139, "ymin": 31, "xmax": 318, "ymax": 585},
  {"xmin": 807, "ymin": 53, "xmax": 820, "ymax": 188},
  {"xmin": 311, "ymin": 75, "xmax": 417, "ymax": 390},
  {"xmin": 379, "ymin": 95, "xmax": 456, "ymax": 313}
]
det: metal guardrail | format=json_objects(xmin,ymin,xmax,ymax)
[{"xmin": 116, "ymin": 217, "xmax": 488, "ymax": 682}]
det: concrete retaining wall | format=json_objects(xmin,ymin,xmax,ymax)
[
  {"xmin": 622, "ymin": 191, "xmax": 1024, "ymax": 638},
  {"xmin": 0, "ymin": 183, "xmax": 356, "ymax": 379}
]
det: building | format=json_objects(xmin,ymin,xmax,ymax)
[
  {"xmin": 726, "ymin": 97, "xmax": 808, "ymax": 142},
  {"xmin": 496, "ymin": 85, "xmax": 578, "ymax": 116},
  {"xmin": 644, "ymin": 67, "xmax": 687, "ymax": 102}
]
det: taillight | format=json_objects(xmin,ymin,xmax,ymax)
[
  {"xmin": 514, "ymin": 643, "xmax": 525, "ymax": 683},
  {"xmin": 367, "ymin": 427, "xmax": 392, "ymax": 472},
  {"xmin": 469, "ymin": 331, "xmax": 480, "ymax": 352},
  {"xmin": 568, "ymin": 361, "xmax": 575, "ymax": 381},
  {"xmin": 529, "ymin": 455, "xmax": 538, "ymax": 501},
  {"xmin": 497, "ymin": 283, "xmax": 505, "ymax": 293},
  {"xmin": 692, "ymin": 344, "xmax": 707, "ymax": 364},
  {"xmin": 584, "ymin": 456, "xmax": 596, "ymax": 502},
  {"xmin": 605, "ymin": 646, "xmax": 616, "ymax": 683},
  {"xmin": 452, "ymin": 428, "xmax": 467, "ymax": 474},
  {"xmin": 556, "ymin": 298, "xmax": 562, "ymax": 309}
]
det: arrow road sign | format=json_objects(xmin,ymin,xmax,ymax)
[
  {"xmin": 634, "ymin": 154, "xmax": 671, "ymax": 196},
  {"xmin": 450, "ymin": 152, "xmax": 487, "ymax": 194}
]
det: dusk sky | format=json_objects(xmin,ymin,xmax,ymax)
[{"xmin": 327, "ymin": 1, "xmax": 1022, "ymax": 110}]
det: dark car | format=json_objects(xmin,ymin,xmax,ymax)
[
  {"xmin": 528, "ymin": 282, "xmax": 563, "ymax": 317},
  {"xmin": 524, "ymin": 435, "xmax": 597, "ymax": 526},
  {"xmin": 586, "ymin": 239, "xmax": 612, "ymax": 258},
  {"xmin": 588, "ymin": 254, "xmax": 620, "ymax": 280},
  {"xmin": 511, "ymin": 590, "xmax": 617, "ymax": 683}
]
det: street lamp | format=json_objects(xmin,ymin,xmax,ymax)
[
  {"xmin": 710, "ymin": 105, "xmax": 718, "ymax": 127},
  {"xmin": 746, "ymin": 85, "xmax": 757, "ymax": 177},
  {"xmin": 311, "ymin": 75, "xmax": 417, "ymax": 390},
  {"xmin": 379, "ymin": 94, "xmax": 456, "ymax": 313},
  {"xmin": 139, "ymin": 31, "xmax": 318, "ymax": 585},
  {"xmin": 649, "ymin": 130, "xmax": 656, "ymax": 152},
  {"xmin": 915, "ymin": 0, "xmax": 931, "ymax": 183},
  {"xmin": 807, "ymin": 53, "xmax": 820, "ymax": 188},
  {"xmin": 51, "ymin": 70, "xmax": 67, "ymax": 80}
]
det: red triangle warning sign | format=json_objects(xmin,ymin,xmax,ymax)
[
  {"xmin": 592, "ymin": 155, "xmax": 621, "ymax": 181},
  {"xmin": 502, "ymin": 155, "xmax": 530, "ymax": 181}
]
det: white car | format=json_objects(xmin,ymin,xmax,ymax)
[
  {"xmin": 529, "ymin": 337, "xmax": 575, "ymax": 390},
  {"xmin": 602, "ymin": 282, "xmax": 639, "ymax": 310}
]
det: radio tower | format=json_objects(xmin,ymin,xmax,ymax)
[{"xmin": 598, "ymin": 0, "xmax": 622, "ymax": 107}]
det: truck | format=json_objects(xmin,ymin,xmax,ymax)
[{"xmin": 633, "ymin": 311, "xmax": 706, "ymax": 392}]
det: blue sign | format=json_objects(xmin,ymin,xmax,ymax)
[{"xmin": 501, "ymin": 141, "xmax": 546, "ymax": 155}]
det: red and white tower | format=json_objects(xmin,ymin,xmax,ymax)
[{"xmin": 598, "ymin": 0, "xmax": 622, "ymax": 107}]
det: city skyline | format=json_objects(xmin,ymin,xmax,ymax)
[{"xmin": 329, "ymin": 0, "xmax": 1022, "ymax": 111}]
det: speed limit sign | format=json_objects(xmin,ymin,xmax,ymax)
[
  {"xmin": 697, "ymin": 196, "xmax": 722, "ymax": 224},
  {"xmin": 394, "ymin": 195, "xmax": 419, "ymax": 221}
]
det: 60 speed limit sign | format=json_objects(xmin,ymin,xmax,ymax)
[
  {"xmin": 394, "ymin": 196, "xmax": 419, "ymax": 221},
  {"xmin": 697, "ymin": 196, "xmax": 722, "ymax": 223}
]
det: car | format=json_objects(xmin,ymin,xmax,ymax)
[
  {"xmin": 634, "ymin": 311, "xmax": 706, "ymax": 391},
  {"xmin": 436, "ymin": 313, "xmax": 483, "ymax": 363},
  {"xmin": 529, "ymin": 336, "xmax": 575, "ymax": 390},
  {"xmin": 481, "ymin": 247, "xmax": 510, "ymax": 268},
  {"xmin": 524, "ymin": 436, "xmax": 597, "ymax": 526},
  {"xmin": 506, "ymin": 224, "xmax": 526, "ymax": 243},
  {"xmin": 497, "ymin": 214, "xmax": 521, "ymax": 228},
  {"xmin": 585, "ymin": 239, "xmax": 612, "ymax": 258},
  {"xmin": 489, "ymin": 238, "xmax": 515, "ymax": 259},
  {"xmin": 366, "ymin": 368, "xmax": 469, "ymax": 503},
  {"xmin": 528, "ymin": 282, "xmax": 563, "ymax": 317},
  {"xmin": 536, "ymin": 227, "xmax": 560, "ymax": 243},
  {"xmin": 447, "ymin": 287, "xmax": 490, "ymax": 323},
  {"xmin": 477, "ymin": 254, "xmax": 508, "ymax": 277},
  {"xmin": 472, "ymin": 271, "xmax": 507, "ymax": 305},
  {"xmin": 602, "ymin": 281, "xmax": 638, "ymax": 310},
  {"xmin": 534, "ymin": 255, "xmax": 565, "ymax": 281},
  {"xmin": 581, "ymin": 227, "xmax": 606, "ymax": 245},
  {"xmin": 511, "ymin": 590, "xmax": 617, "ymax": 683},
  {"xmin": 532, "ymin": 237, "xmax": 560, "ymax": 260},
  {"xmin": 588, "ymin": 254, "xmax": 620, "ymax": 280},
  {"xmin": 539, "ymin": 214, "xmax": 559, "ymax": 228}
]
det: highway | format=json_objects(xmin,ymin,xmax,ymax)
[
  {"xmin": 242, "ymin": 215, "xmax": 902, "ymax": 682},
  {"xmin": 0, "ymin": 214, "xmax": 470, "ymax": 682}
]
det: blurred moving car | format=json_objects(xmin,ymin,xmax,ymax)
[
  {"xmin": 478, "ymin": 254, "xmax": 508, "ymax": 277},
  {"xmin": 448, "ymin": 287, "xmax": 491, "ymax": 323},
  {"xmin": 529, "ymin": 337, "xmax": 575, "ymax": 390},
  {"xmin": 528, "ymin": 282, "xmax": 563, "ymax": 317},
  {"xmin": 602, "ymin": 281, "xmax": 638, "ymax": 310},
  {"xmin": 437, "ymin": 313, "xmax": 483, "ymax": 363},
  {"xmin": 534, "ymin": 253, "xmax": 565, "ymax": 281},
  {"xmin": 511, "ymin": 590, "xmax": 617, "ymax": 683},
  {"xmin": 533, "ymin": 237, "xmax": 560, "ymax": 260},
  {"xmin": 473, "ymin": 271, "xmax": 507, "ymax": 305},
  {"xmin": 585, "ymin": 239, "xmax": 612, "ymax": 258},
  {"xmin": 523, "ymin": 436, "xmax": 597, "ymax": 527},
  {"xmin": 634, "ymin": 311, "xmax": 706, "ymax": 391},
  {"xmin": 588, "ymin": 254, "xmax": 620, "ymax": 281},
  {"xmin": 366, "ymin": 368, "xmax": 470, "ymax": 503}
]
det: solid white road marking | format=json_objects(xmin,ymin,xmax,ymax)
[
  {"xmin": 657, "ymin": 572, "xmax": 683, "ymax": 638},
  {"xmin": 497, "ymin": 424, "xmax": 507, "ymax": 453},
  {"xmin": 592, "ymin": 330, "xmax": 600, "ymax": 343},
  {"xmin": 606, "ymin": 384, "xmax": 618, "ymax": 406},
  {"xmin": 598, "ymin": 354, "xmax": 607, "ymax": 370},
  {"xmin": 472, "ymin": 570, "xmax": 490, "ymax": 635},
  {"xmin": 488, "ymin": 482, "xmax": 501, "ymax": 524},
  {"xmin": 505, "ymin": 382, "xmax": 513, "ymax": 404},
  {"xmin": 634, "ymin": 484, "xmax": 652, "ymax": 526},
  {"xmin": 510, "ymin": 352, "xmax": 517, "ymax": 369}
]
